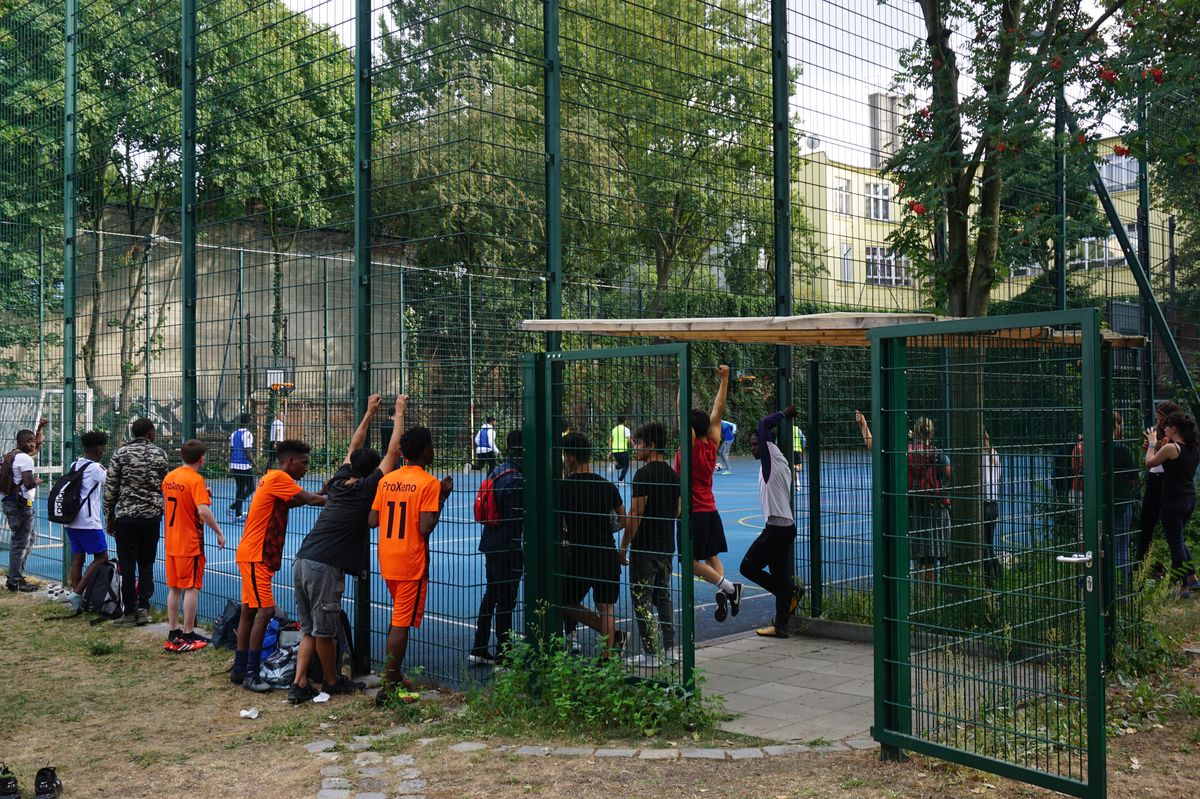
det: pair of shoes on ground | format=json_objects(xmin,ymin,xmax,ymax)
[
  {"xmin": 287, "ymin": 675, "xmax": 364, "ymax": 705},
  {"xmin": 758, "ymin": 585, "xmax": 807, "ymax": 638},
  {"xmin": 5, "ymin": 578, "xmax": 38, "ymax": 593},
  {"xmin": 164, "ymin": 628, "xmax": 209, "ymax": 653},
  {"xmin": 625, "ymin": 647, "xmax": 678, "ymax": 668},
  {"xmin": 0, "ymin": 763, "xmax": 61, "ymax": 799},
  {"xmin": 114, "ymin": 608, "xmax": 153, "ymax": 628},
  {"xmin": 713, "ymin": 582, "xmax": 743, "ymax": 622}
]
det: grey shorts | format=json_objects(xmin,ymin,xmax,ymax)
[{"xmin": 292, "ymin": 558, "xmax": 345, "ymax": 638}]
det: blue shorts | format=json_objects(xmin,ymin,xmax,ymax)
[{"xmin": 66, "ymin": 528, "xmax": 107, "ymax": 556}]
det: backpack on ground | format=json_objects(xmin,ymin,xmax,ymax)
[
  {"xmin": 259, "ymin": 643, "xmax": 299, "ymax": 688},
  {"xmin": 473, "ymin": 467, "xmax": 517, "ymax": 526},
  {"xmin": 210, "ymin": 598, "xmax": 241, "ymax": 650},
  {"xmin": 0, "ymin": 449, "xmax": 19, "ymax": 497},
  {"xmin": 81, "ymin": 560, "xmax": 123, "ymax": 619},
  {"xmin": 47, "ymin": 460, "xmax": 99, "ymax": 524}
]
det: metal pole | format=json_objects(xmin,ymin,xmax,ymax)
[
  {"xmin": 1169, "ymin": 215, "xmax": 1177, "ymax": 306},
  {"xmin": 399, "ymin": 264, "xmax": 406, "ymax": 393},
  {"xmin": 237, "ymin": 250, "xmax": 246, "ymax": 410},
  {"xmin": 806, "ymin": 358, "xmax": 822, "ymax": 617},
  {"xmin": 322, "ymin": 256, "xmax": 330, "ymax": 470},
  {"xmin": 468, "ymin": 272, "xmax": 475, "ymax": 437},
  {"xmin": 544, "ymin": 0, "xmax": 562, "ymax": 352},
  {"xmin": 1137, "ymin": 95, "xmax": 1155, "ymax": 422},
  {"xmin": 352, "ymin": 0, "xmax": 373, "ymax": 676},
  {"xmin": 38, "ymin": 227, "xmax": 45, "ymax": 392},
  {"xmin": 1054, "ymin": 83, "xmax": 1067, "ymax": 311},
  {"xmin": 63, "ymin": 0, "xmax": 79, "ymax": 585},
  {"xmin": 144, "ymin": 240, "xmax": 152, "ymax": 412},
  {"xmin": 181, "ymin": 0, "xmax": 197, "ymax": 439}
]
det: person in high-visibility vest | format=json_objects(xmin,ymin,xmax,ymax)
[{"xmin": 611, "ymin": 417, "xmax": 632, "ymax": 486}]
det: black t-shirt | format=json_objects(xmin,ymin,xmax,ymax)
[
  {"xmin": 560, "ymin": 472, "xmax": 622, "ymax": 549},
  {"xmin": 631, "ymin": 460, "xmax": 679, "ymax": 555},
  {"xmin": 296, "ymin": 464, "xmax": 384, "ymax": 575},
  {"xmin": 1112, "ymin": 443, "xmax": 1137, "ymax": 502}
]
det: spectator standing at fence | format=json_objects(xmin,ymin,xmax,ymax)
[
  {"xmin": 267, "ymin": 412, "xmax": 285, "ymax": 469},
  {"xmin": 620, "ymin": 422, "xmax": 679, "ymax": 667},
  {"xmin": 3, "ymin": 419, "xmax": 48, "ymax": 592},
  {"xmin": 855, "ymin": 410, "xmax": 873, "ymax": 452},
  {"xmin": 675, "ymin": 365, "xmax": 741, "ymax": 622},
  {"xmin": 742, "ymin": 407, "xmax": 802, "ymax": 638},
  {"xmin": 560, "ymin": 431, "xmax": 627, "ymax": 653},
  {"xmin": 103, "ymin": 418, "xmax": 168, "ymax": 627},
  {"xmin": 611, "ymin": 416, "xmax": 632, "ymax": 486},
  {"xmin": 907, "ymin": 417, "xmax": 950, "ymax": 590},
  {"xmin": 289, "ymin": 394, "xmax": 403, "ymax": 704},
  {"xmin": 474, "ymin": 417, "xmax": 499, "ymax": 472},
  {"xmin": 229, "ymin": 414, "xmax": 256, "ymax": 521},
  {"xmin": 233, "ymin": 439, "xmax": 326, "ymax": 693},
  {"xmin": 1137, "ymin": 400, "xmax": 1181, "ymax": 576},
  {"xmin": 1111, "ymin": 412, "xmax": 1138, "ymax": 590},
  {"xmin": 60, "ymin": 431, "xmax": 110, "ymax": 611},
  {"xmin": 370, "ymin": 425, "xmax": 453, "ymax": 705},
  {"xmin": 470, "ymin": 429, "xmax": 525, "ymax": 666},
  {"xmin": 1145, "ymin": 411, "xmax": 1200, "ymax": 597},
  {"xmin": 715, "ymin": 419, "xmax": 737, "ymax": 475},
  {"xmin": 161, "ymin": 439, "xmax": 226, "ymax": 652}
]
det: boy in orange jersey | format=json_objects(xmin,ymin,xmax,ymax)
[
  {"xmin": 161, "ymin": 439, "xmax": 227, "ymax": 652},
  {"xmin": 368, "ymin": 425, "xmax": 452, "ymax": 705},
  {"xmin": 234, "ymin": 439, "xmax": 326, "ymax": 692}
]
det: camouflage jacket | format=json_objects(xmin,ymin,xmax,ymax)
[{"xmin": 103, "ymin": 438, "xmax": 169, "ymax": 521}]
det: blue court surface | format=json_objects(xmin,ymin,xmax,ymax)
[{"xmin": 16, "ymin": 449, "xmax": 1054, "ymax": 685}]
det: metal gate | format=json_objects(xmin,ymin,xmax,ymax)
[
  {"xmin": 869, "ymin": 310, "xmax": 1106, "ymax": 799},
  {"xmin": 522, "ymin": 344, "xmax": 696, "ymax": 686}
]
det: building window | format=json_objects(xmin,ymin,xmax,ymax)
[
  {"xmin": 1010, "ymin": 263, "xmax": 1044, "ymax": 277},
  {"xmin": 1099, "ymin": 154, "xmax": 1138, "ymax": 192},
  {"xmin": 866, "ymin": 183, "xmax": 891, "ymax": 221},
  {"xmin": 839, "ymin": 243, "xmax": 853, "ymax": 282},
  {"xmin": 1069, "ymin": 224, "xmax": 1139, "ymax": 270},
  {"xmin": 833, "ymin": 178, "xmax": 851, "ymax": 216},
  {"xmin": 865, "ymin": 246, "xmax": 911, "ymax": 286}
]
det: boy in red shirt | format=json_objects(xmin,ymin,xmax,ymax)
[
  {"xmin": 369, "ymin": 425, "xmax": 452, "ymax": 705},
  {"xmin": 233, "ymin": 439, "xmax": 325, "ymax": 692},
  {"xmin": 161, "ymin": 439, "xmax": 226, "ymax": 652}
]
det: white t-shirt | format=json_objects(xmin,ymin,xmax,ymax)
[
  {"xmin": 65, "ymin": 457, "xmax": 107, "ymax": 530},
  {"xmin": 270, "ymin": 418, "xmax": 284, "ymax": 443},
  {"xmin": 983, "ymin": 449, "xmax": 1001, "ymax": 503},
  {"xmin": 11, "ymin": 451, "xmax": 36, "ymax": 502},
  {"xmin": 759, "ymin": 441, "xmax": 794, "ymax": 526}
]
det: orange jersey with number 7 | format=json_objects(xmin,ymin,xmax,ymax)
[
  {"xmin": 372, "ymin": 464, "xmax": 442, "ymax": 581},
  {"xmin": 161, "ymin": 466, "xmax": 211, "ymax": 557}
]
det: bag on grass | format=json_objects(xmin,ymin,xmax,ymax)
[
  {"xmin": 210, "ymin": 599, "xmax": 241, "ymax": 650},
  {"xmin": 259, "ymin": 643, "xmax": 298, "ymax": 688},
  {"xmin": 260, "ymin": 617, "xmax": 282, "ymax": 657},
  {"xmin": 81, "ymin": 560, "xmax": 123, "ymax": 619}
]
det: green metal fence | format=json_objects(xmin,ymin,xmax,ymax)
[{"xmin": 871, "ymin": 310, "xmax": 1108, "ymax": 799}]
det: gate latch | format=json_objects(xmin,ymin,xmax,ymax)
[{"xmin": 1055, "ymin": 551, "xmax": 1093, "ymax": 568}]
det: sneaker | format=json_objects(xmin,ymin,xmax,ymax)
[
  {"xmin": 243, "ymin": 675, "xmax": 273, "ymax": 693},
  {"xmin": 714, "ymin": 590, "xmax": 728, "ymax": 622},
  {"xmin": 324, "ymin": 676, "xmax": 364, "ymax": 695},
  {"xmin": 113, "ymin": 613, "xmax": 138, "ymax": 627},
  {"xmin": 33, "ymin": 766, "xmax": 61, "ymax": 799},
  {"xmin": 374, "ymin": 687, "xmax": 419, "ymax": 707},
  {"xmin": 179, "ymin": 638, "xmax": 207, "ymax": 653},
  {"xmin": 0, "ymin": 762, "xmax": 19, "ymax": 799},
  {"xmin": 756, "ymin": 625, "xmax": 789, "ymax": 639},
  {"xmin": 729, "ymin": 582, "xmax": 743, "ymax": 617},
  {"xmin": 45, "ymin": 584, "xmax": 66, "ymax": 599},
  {"xmin": 185, "ymin": 631, "xmax": 210, "ymax": 644},
  {"xmin": 230, "ymin": 669, "xmax": 245, "ymax": 685},
  {"xmin": 6, "ymin": 580, "xmax": 36, "ymax": 593},
  {"xmin": 467, "ymin": 650, "xmax": 495, "ymax": 666},
  {"xmin": 287, "ymin": 682, "xmax": 319, "ymax": 705},
  {"xmin": 625, "ymin": 652, "xmax": 660, "ymax": 668},
  {"xmin": 135, "ymin": 607, "xmax": 152, "ymax": 625}
]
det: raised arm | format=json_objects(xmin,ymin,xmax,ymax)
[
  {"xmin": 343, "ymin": 393, "xmax": 382, "ymax": 466},
  {"xmin": 855, "ymin": 410, "xmax": 873, "ymax": 452},
  {"xmin": 708, "ymin": 365, "xmax": 731, "ymax": 443},
  {"xmin": 30, "ymin": 418, "xmax": 47, "ymax": 456},
  {"xmin": 1145, "ymin": 427, "xmax": 1179, "ymax": 468},
  {"xmin": 757, "ymin": 405, "xmax": 797, "ymax": 484},
  {"xmin": 379, "ymin": 395, "xmax": 407, "ymax": 474},
  {"xmin": 419, "ymin": 475, "xmax": 454, "ymax": 536}
]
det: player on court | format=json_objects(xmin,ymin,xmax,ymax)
[
  {"xmin": 369, "ymin": 425, "xmax": 452, "ymax": 706},
  {"xmin": 161, "ymin": 439, "xmax": 226, "ymax": 652},
  {"xmin": 233, "ymin": 440, "xmax": 326, "ymax": 692}
]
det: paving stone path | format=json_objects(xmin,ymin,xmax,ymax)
[{"xmin": 304, "ymin": 729, "xmax": 877, "ymax": 798}]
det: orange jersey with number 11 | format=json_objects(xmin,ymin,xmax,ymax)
[{"xmin": 372, "ymin": 465, "xmax": 441, "ymax": 581}]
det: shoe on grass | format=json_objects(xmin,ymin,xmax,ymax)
[
  {"xmin": 625, "ymin": 652, "xmax": 661, "ymax": 668},
  {"xmin": 33, "ymin": 766, "xmax": 61, "ymax": 799},
  {"xmin": 375, "ymin": 687, "xmax": 419, "ymax": 707},
  {"xmin": 113, "ymin": 613, "xmax": 138, "ymax": 628},
  {"xmin": 135, "ymin": 607, "xmax": 152, "ymax": 625},
  {"xmin": 755, "ymin": 625, "xmax": 789, "ymax": 639},
  {"xmin": 467, "ymin": 650, "xmax": 495, "ymax": 666},
  {"xmin": 324, "ymin": 676, "xmax": 364, "ymax": 695},
  {"xmin": 0, "ymin": 762, "xmax": 19, "ymax": 799},
  {"xmin": 243, "ymin": 675, "xmax": 273, "ymax": 693},
  {"xmin": 287, "ymin": 682, "xmax": 319, "ymax": 705}
]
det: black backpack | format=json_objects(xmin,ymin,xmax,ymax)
[
  {"xmin": 210, "ymin": 599, "xmax": 241, "ymax": 650},
  {"xmin": 81, "ymin": 560, "xmax": 123, "ymax": 619},
  {"xmin": 0, "ymin": 449, "xmax": 19, "ymax": 497},
  {"xmin": 47, "ymin": 460, "xmax": 99, "ymax": 524}
]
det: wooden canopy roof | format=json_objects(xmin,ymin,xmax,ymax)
[{"xmin": 520, "ymin": 312, "xmax": 1146, "ymax": 348}]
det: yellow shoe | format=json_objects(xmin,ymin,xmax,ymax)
[{"xmin": 756, "ymin": 625, "xmax": 788, "ymax": 639}]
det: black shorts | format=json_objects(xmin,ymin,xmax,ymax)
[
  {"xmin": 562, "ymin": 543, "xmax": 620, "ymax": 606},
  {"xmin": 683, "ymin": 510, "xmax": 728, "ymax": 562}
]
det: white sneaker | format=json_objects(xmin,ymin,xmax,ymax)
[
  {"xmin": 467, "ymin": 653, "xmax": 495, "ymax": 667},
  {"xmin": 625, "ymin": 652, "xmax": 660, "ymax": 668},
  {"xmin": 661, "ymin": 647, "xmax": 679, "ymax": 663}
]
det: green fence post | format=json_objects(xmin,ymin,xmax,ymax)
[
  {"xmin": 1101, "ymin": 345, "xmax": 1117, "ymax": 668},
  {"xmin": 38, "ymin": 226, "xmax": 45, "ymax": 393},
  {"xmin": 521, "ymin": 353, "xmax": 549, "ymax": 645},
  {"xmin": 806, "ymin": 357, "xmax": 822, "ymax": 617},
  {"xmin": 1081, "ymin": 310, "xmax": 1108, "ymax": 798},
  {"xmin": 770, "ymin": 0, "xmax": 793, "ymax": 485},
  {"xmin": 1054, "ymin": 81, "xmax": 1066, "ymax": 311},
  {"xmin": 181, "ymin": 0, "xmax": 197, "ymax": 439},
  {"xmin": 679, "ymin": 344, "xmax": 694, "ymax": 690},
  {"xmin": 1136, "ymin": 96, "xmax": 1155, "ymax": 423},
  {"xmin": 62, "ymin": 0, "xmax": 79, "ymax": 586},
  {"xmin": 352, "ymin": 0, "xmax": 373, "ymax": 675},
  {"xmin": 544, "ymin": 0, "xmax": 562, "ymax": 352}
]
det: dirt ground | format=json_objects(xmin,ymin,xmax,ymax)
[{"xmin": 2, "ymin": 589, "xmax": 1198, "ymax": 798}]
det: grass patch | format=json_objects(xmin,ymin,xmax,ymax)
[{"xmin": 88, "ymin": 640, "xmax": 124, "ymax": 657}]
